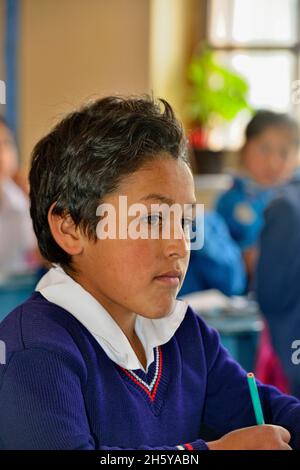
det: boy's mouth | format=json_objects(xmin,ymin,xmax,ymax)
[{"xmin": 153, "ymin": 270, "xmax": 182, "ymax": 286}]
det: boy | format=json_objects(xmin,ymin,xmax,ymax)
[
  {"xmin": 216, "ymin": 110, "xmax": 299, "ymax": 278},
  {"xmin": 0, "ymin": 96, "xmax": 299, "ymax": 450}
]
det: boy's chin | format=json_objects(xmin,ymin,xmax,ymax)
[{"xmin": 139, "ymin": 298, "xmax": 176, "ymax": 319}]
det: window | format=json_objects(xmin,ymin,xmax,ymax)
[{"xmin": 207, "ymin": 0, "xmax": 300, "ymax": 149}]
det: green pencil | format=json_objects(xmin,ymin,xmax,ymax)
[{"xmin": 247, "ymin": 372, "xmax": 265, "ymax": 425}]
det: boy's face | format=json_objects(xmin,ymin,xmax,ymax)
[
  {"xmin": 0, "ymin": 123, "xmax": 18, "ymax": 180},
  {"xmin": 242, "ymin": 126, "xmax": 299, "ymax": 187},
  {"xmin": 73, "ymin": 155, "xmax": 196, "ymax": 320}
]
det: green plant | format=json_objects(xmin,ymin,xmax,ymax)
[{"xmin": 187, "ymin": 45, "xmax": 251, "ymax": 129}]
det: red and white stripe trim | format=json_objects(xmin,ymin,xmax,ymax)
[
  {"xmin": 121, "ymin": 346, "xmax": 162, "ymax": 402},
  {"xmin": 176, "ymin": 443, "xmax": 194, "ymax": 450}
]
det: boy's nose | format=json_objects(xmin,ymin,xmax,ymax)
[{"xmin": 163, "ymin": 228, "xmax": 190, "ymax": 259}]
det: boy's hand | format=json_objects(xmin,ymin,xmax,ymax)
[{"xmin": 207, "ymin": 425, "xmax": 292, "ymax": 450}]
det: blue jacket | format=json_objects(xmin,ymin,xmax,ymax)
[
  {"xmin": 256, "ymin": 169, "xmax": 300, "ymax": 398},
  {"xmin": 216, "ymin": 176, "xmax": 275, "ymax": 250},
  {"xmin": 180, "ymin": 212, "xmax": 246, "ymax": 297}
]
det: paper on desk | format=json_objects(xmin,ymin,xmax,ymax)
[
  {"xmin": 180, "ymin": 289, "xmax": 255, "ymax": 317},
  {"xmin": 180, "ymin": 289, "xmax": 231, "ymax": 312}
]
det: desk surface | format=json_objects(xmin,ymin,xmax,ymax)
[
  {"xmin": 200, "ymin": 308, "xmax": 263, "ymax": 335},
  {"xmin": 182, "ymin": 290, "xmax": 263, "ymax": 335}
]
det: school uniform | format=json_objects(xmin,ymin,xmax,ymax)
[
  {"xmin": 179, "ymin": 212, "xmax": 246, "ymax": 296},
  {"xmin": 0, "ymin": 266, "xmax": 300, "ymax": 450},
  {"xmin": 215, "ymin": 175, "xmax": 275, "ymax": 250},
  {"xmin": 256, "ymin": 169, "xmax": 300, "ymax": 398}
]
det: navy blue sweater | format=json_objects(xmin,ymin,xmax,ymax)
[{"xmin": 1, "ymin": 292, "xmax": 300, "ymax": 450}]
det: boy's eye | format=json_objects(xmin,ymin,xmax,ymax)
[
  {"xmin": 140, "ymin": 214, "xmax": 195, "ymax": 230},
  {"xmin": 181, "ymin": 218, "xmax": 195, "ymax": 230},
  {"xmin": 141, "ymin": 214, "xmax": 163, "ymax": 226}
]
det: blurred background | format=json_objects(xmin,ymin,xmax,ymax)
[
  {"xmin": 1, "ymin": 0, "xmax": 300, "ymax": 198},
  {"xmin": 0, "ymin": 0, "xmax": 300, "ymax": 172},
  {"xmin": 1, "ymin": 0, "xmax": 300, "ymax": 395}
]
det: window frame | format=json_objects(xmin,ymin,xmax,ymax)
[{"xmin": 205, "ymin": 0, "xmax": 300, "ymax": 114}]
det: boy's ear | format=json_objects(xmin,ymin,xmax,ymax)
[{"xmin": 48, "ymin": 202, "xmax": 84, "ymax": 256}]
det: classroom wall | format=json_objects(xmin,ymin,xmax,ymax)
[
  {"xmin": 150, "ymin": 0, "xmax": 204, "ymax": 126},
  {"xmin": 17, "ymin": 0, "xmax": 205, "ymax": 168},
  {"xmin": 19, "ymin": 0, "xmax": 151, "ymax": 167}
]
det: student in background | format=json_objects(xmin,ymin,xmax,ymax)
[
  {"xmin": 216, "ymin": 110, "xmax": 299, "ymax": 280},
  {"xmin": 0, "ymin": 116, "xmax": 37, "ymax": 279},
  {"xmin": 179, "ymin": 211, "xmax": 246, "ymax": 297},
  {"xmin": 1, "ymin": 97, "xmax": 300, "ymax": 450},
  {"xmin": 256, "ymin": 170, "xmax": 300, "ymax": 399}
]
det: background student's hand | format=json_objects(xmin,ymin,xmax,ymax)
[{"xmin": 207, "ymin": 424, "xmax": 292, "ymax": 450}]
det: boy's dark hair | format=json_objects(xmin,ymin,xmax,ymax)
[
  {"xmin": 29, "ymin": 95, "xmax": 189, "ymax": 270},
  {"xmin": 245, "ymin": 110, "xmax": 300, "ymax": 147}
]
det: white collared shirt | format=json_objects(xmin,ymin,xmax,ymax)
[{"xmin": 36, "ymin": 266, "xmax": 188, "ymax": 373}]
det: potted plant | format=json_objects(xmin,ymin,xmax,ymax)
[{"xmin": 186, "ymin": 44, "xmax": 251, "ymax": 173}]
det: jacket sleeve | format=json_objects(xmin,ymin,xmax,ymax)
[
  {"xmin": 256, "ymin": 195, "xmax": 300, "ymax": 318},
  {"xmin": 256, "ymin": 193, "xmax": 300, "ymax": 396},
  {"xmin": 198, "ymin": 212, "xmax": 246, "ymax": 295}
]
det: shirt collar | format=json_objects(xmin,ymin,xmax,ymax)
[{"xmin": 35, "ymin": 265, "xmax": 188, "ymax": 372}]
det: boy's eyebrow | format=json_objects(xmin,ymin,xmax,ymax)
[{"xmin": 140, "ymin": 193, "xmax": 197, "ymax": 207}]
